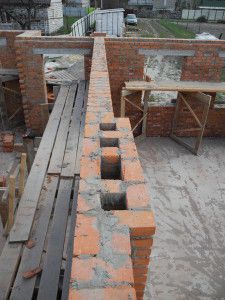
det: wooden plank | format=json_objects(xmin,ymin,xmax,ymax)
[
  {"xmin": 171, "ymin": 95, "xmax": 181, "ymax": 135},
  {"xmin": 48, "ymin": 84, "xmax": 77, "ymax": 175},
  {"xmin": 40, "ymin": 103, "xmax": 49, "ymax": 134},
  {"xmin": 10, "ymin": 175, "xmax": 59, "ymax": 300},
  {"xmin": 23, "ymin": 139, "xmax": 35, "ymax": 173},
  {"xmin": 0, "ymin": 241, "xmax": 22, "ymax": 299},
  {"xmin": 37, "ymin": 178, "xmax": 73, "ymax": 300},
  {"xmin": 0, "ymin": 189, "xmax": 8, "ymax": 227},
  {"xmin": 142, "ymin": 90, "xmax": 150, "ymax": 136},
  {"xmin": 61, "ymin": 81, "xmax": 85, "ymax": 178},
  {"xmin": 74, "ymin": 81, "xmax": 89, "ymax": 175},
  {"xmin": 61, "ymin": 178, "xmax": 79, "ymax": 300},
  {"xmin": 120, "ymin": 95, "xmax": 125, "ymax": 117},
  {"xmin": 125, "ymin": 80, "xmax": 225, "ymax": 93},
  {"xmin": 9, "ymin": 85, "xmax": 69, "ymax": 243},
  {"xmin": 0, "ymin": 78, "xmax": 9, "ymax": 130},
  {"xmin": 194, "ymin": 96, "xmax": 211, "ymax": 154},
  {"xmin": 5, "ymin": 175, "xmax": 15, "ymax": 235},
  {"xmin": 53, "ymin": 85, "xmax": 60, "ymax": 99},
  {"xmin": 18, "ymin": 153, "xmax": 27, "ymax": 198}
]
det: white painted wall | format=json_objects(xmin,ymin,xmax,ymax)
[
  {"xmin": 182, "ymin": 9, "xmax": 225, "ymax": 20},
  {"xmin": 95, "ymin": 9, "xmax": 124, "ymax": 37},
  {"xmin": 153, "ymin": 0, "xmax": 176, "ymax": 11},
  {"xmin": 128, "ymin": 0, "xmax": 153, "ymax": 5},
  {"xmin": 47, "ymin": 0, "xmax": 64, "ymax": 34}
]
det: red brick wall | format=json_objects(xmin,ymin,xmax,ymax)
[
  {"xmin": 105, "ymin": 40, "xmax": 144, "ymax": 117},
  {"xmin": 0, "ymin": 31, "xmax": 23, "ymax": 69},
  {"xmin": 105, "ymin": 38, "xmax": 225, "ymax": 136},
  {"xmin": 146, "ymin": 105, "xmax": 225, "ymax": 137},
  {"xmin": 4, "ymin": 80, "xmax": 24, "ymax": 125},
  {"xmin": 0, "ymin": 31, "xmax": 25, "ymax": 125},
  {"xmin": 15, "ymin": 32, "xmax": 94, "ymax": 134}
]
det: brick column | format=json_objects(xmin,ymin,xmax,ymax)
[{"xmin": 15, "ymin": 37, "xmax": 47, "ymax": 134}]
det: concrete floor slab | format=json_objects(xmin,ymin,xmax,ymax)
[{"xmin": 136, "ymin": 138, "xmax": 225, "ymax": 300}]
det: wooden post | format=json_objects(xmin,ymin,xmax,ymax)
[
  {"xmin": 5, "ymin": 175, "xmax": 15, "ymax": 235},
  {"xmin": 142, "ymin": 90, "xmax": 150, "ymax": 136},
  {"xmin": 120, "ymin": 91, "xmax": 126, "ymax": 117},
  {"xmin": 40, "ymin": 103, "xmax": 49, "ymax": 134},
  {"xmin": 18, "ymin": 153, "xmax": 27, "ymax": 198},
  {"xmin": 53, "ymin": 85, "xmax": 60, "ymax": 100},
  {"xmin": 0, "ymin": 78, "xmax": 9, "ymax": 130},
  {"xmin": 171, "ymin": 93, "xmax": 182, "ymax": 135},
  {"xmin": 23, "ymin": 139, "xmax": 35, "ymax": 173},
  {"xmin": 194, "ymin": 97, "xmax": 211, "ymax": 154}
]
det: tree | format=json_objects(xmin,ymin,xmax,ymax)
[
  {"xmin": 0, "ymin": 0, "xmax": 50, "ymax": 30},
  {"xmin": 189, "ymin": 0, "xmax": 201, "ymax": 9}
]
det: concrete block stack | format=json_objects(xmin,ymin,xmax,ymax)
[{"xmin": 69, "ymin": 34, "xmax": 156, "ymax": 300}]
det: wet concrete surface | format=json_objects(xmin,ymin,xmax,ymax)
[{"xmin": 136, "ymin": 138, "xmax": 225, "ymax": 300}]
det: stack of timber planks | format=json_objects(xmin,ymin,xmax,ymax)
[{"xmin": 0, "ymin": 80, "xmax": 88, "ymax": 300}]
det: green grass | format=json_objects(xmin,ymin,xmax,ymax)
[
  {"xmin": 221, "ymin": 68, "xmax": 225, "ymax": 81},
  {"xmin": 159, "ymin": 20, "xmax": 195, "ymax": 39},
  {"xmin": 54, "ymin": 16, "xmax": 80, "ymax": 35}
]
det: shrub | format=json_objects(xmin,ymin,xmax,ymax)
[
  {"xmin": 196, "ymin": 16, "xmax": 207, "ymax": 23},
  {"xmin": 217, "ymin": 20, "xmax": 225, "ymax": 24}
]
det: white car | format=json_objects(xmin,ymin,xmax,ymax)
[{"xmin": 125, "ymin": 14, "xmax": 138, "ymax": 25}]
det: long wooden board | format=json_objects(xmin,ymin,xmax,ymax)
[
  {"xmin": 10, "ymin": 86, "xmax": 69, "ymax": 243},
  {"xmin": 61, "ymin": 81, "xmax": 86, "ymax": 178},
  {"xmin": 125, "ymin": 80, "xmax": 225, "ymax": 92},
  {"xmin": 0, "ymin": 241, "xmax": 22, "ymax": 299},
  {"xmin": 75, "ymin": 81, "xmax": 89, "ymax": 175},
  {"xmin": 10, "ymin": 176, "xmax": 59, "ymax": 300},
  {"xmin": 37, "ymin": 179, "xmax": 73, "ymax": 300},
  {"xmin": 48, "ymin": 84, "xmax": 77, "ymax": 175},
  {"xmin": 61, "ymin": 178, "xmax": 79, "ymax": 299}
]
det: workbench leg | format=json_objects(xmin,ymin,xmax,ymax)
[
  {"xmin": 194, "ymin": 98, "xmax": 211, "ymax": 155},
  {"xmin": 120, "ymin": 95, "xmax": 125, "ymax": 117},
  {"xmin": 142, "ymin": 90, "xmax": 150, "ymax": 136}
]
